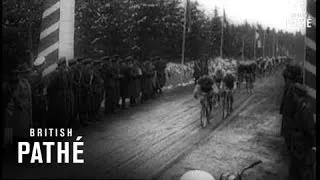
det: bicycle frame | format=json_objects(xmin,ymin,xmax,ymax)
[
  {"xmin": 219, "ymin": 160, "xmax": 263, "ymax": 180},
  {"xmin": 222, "ymin": 90, "xmax": 233, "ymax": 119},
  {"xmin": 199, "ymin": 93, "xmax": 212, "ymax": 128}
]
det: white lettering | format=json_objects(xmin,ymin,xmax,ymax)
[
  {"xmin": 307, "ymin": 16, "xmax": 312, "ymax": 28},
  {"xmin": 18, "ymin": 142, "xmax": 30, "ymax": 163},
  {"xmin": 67, "ymin": 128, "xmax": 72, "ymax": 137},
  {"xmin": 31, "ymin": 142, "xmax": 43, "ymax": 163},
  {"xmin": 43, "ymin": 142, "xmax": 54, "ymax": 163},
  {"xmin": 73, "ymin": 136, "xmax": 84, "ymax": 163},
  {"xmin": 60, "ymin": 129, "xmax": 65, "ymax": 137},
  {"xmin": 30, "ymin": 129, "xmax": 35, "ymax": 137},
  {"xmin": 37, "ymin": 128, "xmax": 42, "ymax": 137},
  {"xmin": 57, "ymin": 142, "xmax": 69, "ymax": 163}
]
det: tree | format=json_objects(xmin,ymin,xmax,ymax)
[
  {"xmin": 2, "ymin": 0, "xmax": 43, "ymax": 75},
  {"xmin": 2, "ymin": 0, "xmax": 305, "ymax": 75}
]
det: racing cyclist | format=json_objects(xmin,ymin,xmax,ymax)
[
  {"xmin": 221, "ymin": 70, "xmax": 237, "ymax": 115},
  {"xmin": 193, "ymin": 75, "xmax": 215, "ymax": 111}
]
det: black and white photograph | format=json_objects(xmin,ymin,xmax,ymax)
[{"xmin": 2, "ymin": 0, "xmax": 316, "ymax": 179}]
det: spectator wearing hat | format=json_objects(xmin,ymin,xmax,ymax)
[
  {"xmin": 140, "ymin": 60, "xmax": 153, "ymax": 101},
  {"xmin": 57, "ymin": 57, "xmax": 68, "ymax": 68},
  {"xmin": 154, "ymin": 58, "xmax": 166, "ymax": 94},
  {"xmin": 29, "ymin": 75, "xmax": 48, "ymax": 129},
  {"xmin": 30, "ymin": 56, "xmax": 49, "ymax": 128},
  {"xmin": 280, "ymin": 64, "xmax": 303, "ymax": 136},
  {"xmin": 87, "ymin": 60, "xmax": 104, "ymax": 121},
  {"xmin": 125, "ymin": 56, "xmax": 137, "ymax": 105},
  {"xmin": 102, "ymin": 56, "xmax": 122, "ymax": 113},
  {"xmin": 101, "ymin": 56, "xmax": 110, "ymax": 62},
  {"xmin": 129, "ymin": 58, "xmax": 143, "ymax": 105},
  {"xmin": 280, "ymin": 65, "xmax": 294, "ymax": 135},
  {"xmin": 103, "ymin": 60, "xmax": 116, "ymax": 114},
  {"xmin": 119, "ymin": 58, "xmax": 130, "ymax": 108},
  {"xmin": 287, "ymin": 83, "xmax": 316, "ymax": 180},
  {"xmin": 33, "ymin": 56, "xmax": 46, "ymax": 72}
]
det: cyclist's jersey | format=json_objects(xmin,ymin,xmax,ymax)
[
  {"xmin": 223, "ymin": 74, "xmax": 236, "ymax": 90},
  {"xmin": 193, "ymin": 84, "xmax": 215, "ymax": 100},
  {"xmin": 197, "ymin": 75, "xmax": 214, "ymax": 93},
  {"xmin": 245, "ymin": 73, "xmax": 254, "ymax": 82},
  {"xmin": 212, "ymin": 83, "xmax": 219, "ymax": 94}
]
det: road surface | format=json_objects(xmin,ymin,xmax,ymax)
[
  {"xmin": 2, "ymin": 69, "xmax": 287, "ymax": 179},
  {"xmin": 157, "ymin": 69, "xmax": 288, "ymax": 180}
]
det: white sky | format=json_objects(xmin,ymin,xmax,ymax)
[{"xmin": 195, "ymin": 0, "xmax": 307, "ymax": 34}]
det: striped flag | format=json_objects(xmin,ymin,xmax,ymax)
[
  {"xmin": 304, "ymin": 0, "xmax": 316, "ymax": 123},
  {"xmin": 255, "ymin": 30, "xmax": 262, "ymax": 48},
  {"xmin": 221, "ymin": 9, "xmax": 227, "ymax": 28},
  {"xmin": 257, "ymin": 39, "xmax": 262, "ymax": 48},
  {"xmin": 36, "ymin": 0, "xmax": 75, "ymax": 76}
]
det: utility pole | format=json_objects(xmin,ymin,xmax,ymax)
[
  {"xmin": 242, "ymin": 36, "xmax": 245, "ymax": 60},
  {"xmin": 181, "ymin": 0, "xmax": 189, "ymax": 64},
  {"xmin": 220, "ymin": 12, "xmax": 225, "ymax": 58},
  {"xmin": 273, "ymin": 33, "xmax": 275, "ymax": 57},
  {"xmin": 253, "ymin": 30, "xmax": 256, "ymax": 59}
]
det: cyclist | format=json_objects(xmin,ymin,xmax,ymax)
[
  {"xmin": 244, "ymin": 68, "xmax": 254, "ymax": 93},
  {"xmin": 193, "ymin": 75, "xmax": 215, "ymax": 110},
  {"xmin": 213, "ymin": 69, "xmax": 224, "ymax": 106},
  {"xmin": 221, "ymin": 70, "xmax": 237, "ymax": 115}
]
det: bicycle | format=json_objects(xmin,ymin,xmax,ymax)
[
  {"xmin": 221, "ymin": 88, "xmax": 233, "ymax": 120},
  {"xmin": 219, "ymin": 160, "xmax": 263, "ymax": 180},
  {"xmin": 180, "ymin": 160, "xmax": 263, "ymax": 180},
  {"xmin": 244, "ymin": 73, "xmax": 254, "ymax": 94},
  {"xmin": 199, "ymin": 92, "xmax": 213, "ymax": 128}
]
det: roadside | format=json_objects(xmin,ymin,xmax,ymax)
[
  {"xmin": 2, "ymin": 70, "xmax": 285, "ymax": 179},
  {"xmin": 157, "ymin": 70, "xmax": 288, "ymax": 180}
]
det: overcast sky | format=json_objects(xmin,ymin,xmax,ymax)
[{"xmin": 194, "ymin": 0, "xmax": 307, "ymax": 34}]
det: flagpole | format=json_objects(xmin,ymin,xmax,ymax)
[
  {"xmin": 254, "ymin": 29, "xmax": 256, "ymax": 59},
  {"xmin": 263, "ymin": 29, "xmax": 266, "ymax": 57},
  {"xmin": 242, "ymin": 36, "xmax": 245, "ymax": 60},
  {"xmin": 181, "ymin": 0, "xmax": 188, "ymax": 65},
  {"xmin": 220, "ymin": 15, "xmax": 224, "ymax": 58},
  {"xmin": 272, "ymin": 32, "xmax": 275, "ymax": 57}
]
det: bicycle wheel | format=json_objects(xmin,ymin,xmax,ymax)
[
  {"xmin": 226, "ymin": 93, "xmax": 231, "ymax": 116},
  {"xmin": 222, "ymin": 95, "xmax": 226, "ymax": 119},
  {"xmin": 221, "ymin": 92, "xmax": 226, "ymax": 119},
  {"xmin": 200, "ymin": 102, "xmax": 208, "ymax": 128},
  {"xmin": 206, "ymin": 99, "xmax": 211, "ymax": 124}
]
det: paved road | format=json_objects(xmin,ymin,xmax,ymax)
[{"xmin": 2, "ymin": 70, "xmax": 282, "ymax": 179}]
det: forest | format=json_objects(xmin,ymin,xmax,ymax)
[{"xmin": 2, "ymin": 0, "xmax": 305, "ymax": 75}]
